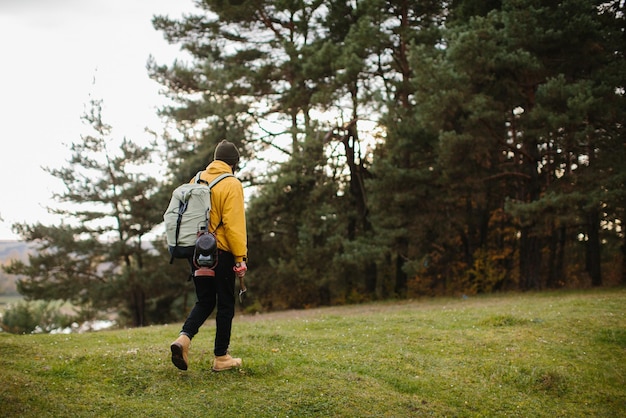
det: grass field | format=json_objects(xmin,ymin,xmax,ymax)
[{"xmin": 1, "ymin": 289, "xmax": 625, "ymax": 417}]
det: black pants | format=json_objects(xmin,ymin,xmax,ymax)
[{"xmin": 181, "ymin": 250, "xmax": 236, "ymax": 356}]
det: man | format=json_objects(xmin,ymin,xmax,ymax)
[{"xmin": 170, "ymin": 140, "xmax": 248, "ymax": 372}]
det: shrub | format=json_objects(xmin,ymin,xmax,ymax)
[{"xmin": 0, "ymin": 300, "xmax": 73, "ymax": 334}]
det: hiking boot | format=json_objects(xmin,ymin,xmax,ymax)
[
  {"xmin": 212, "ymin": 354, "xmax": 242, "ymax": 371},
  {"xmin": 170, "ymin": 334, "xmax": 191, "ymax": 371}
]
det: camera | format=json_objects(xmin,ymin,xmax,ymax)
[{"xmin": 193, "ymin": 228, "xmax": 218, "ymax": 277}]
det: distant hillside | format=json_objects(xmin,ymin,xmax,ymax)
[
  {"xmin": 0, "ymin": 240, "xmax": 31, "ymax": 295},
  {"xmin": 0, "ymin": 241, "xmax": 30, "ymax": 261}
]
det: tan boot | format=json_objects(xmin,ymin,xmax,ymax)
[
  {"xmin": 170, "ymin": 334, "xmax": 191, "ymax": 371},
  {"xmin": 212, "ymin": 354, "xmax": 242, "ymax": 371}
]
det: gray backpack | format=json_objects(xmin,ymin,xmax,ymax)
[{"xmin": 164, "ymin": 171, "xmax": 233, "ymax": 262}]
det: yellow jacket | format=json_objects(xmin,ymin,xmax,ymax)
[{"xmin": 192, "ymin": 160, "xmax": 247, "ymax": 263}]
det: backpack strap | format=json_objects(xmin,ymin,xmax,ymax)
[
  {"xmin": 194, "ymin": 171, "xmax": 233, "ymax": 187},
  {"xmin": 170, "ymin": 198, "xmax": 189, "ymax": 262},
  {"xmin": 195, "ymin": 171, "xmax": 208, "ymax": 185},
  {"xmin": 208, "ymin": 172, "xmax": 234, "ymax": 188},
  {"xmin": 206, "ymin": 173, "xmax": 234, "ymax": 232},
  {"xmin": 191, "ymin": 171, "xmax": 233, "ymax": 229}
]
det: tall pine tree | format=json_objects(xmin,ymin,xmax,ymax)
[{"xmin": 5, "ymin": 99, "xmax": 184, "ymax": 326}]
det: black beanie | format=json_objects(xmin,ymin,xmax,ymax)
[{"xmin": 214, "ymin": 140, "xmax": 240, "ymax": 166}]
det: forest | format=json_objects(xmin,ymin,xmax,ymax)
[{"xmin": 4, "ymin": 0, "xmax": 625, "ymax": 327}]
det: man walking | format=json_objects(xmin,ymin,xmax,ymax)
[{"xmin": 170, "ymin": 140, "xmax": 248, "ymax": 372}]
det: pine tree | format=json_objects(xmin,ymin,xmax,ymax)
[
  {"xmin": 151, "ymin": 1, "xmax": 382, "ymax": 306},
  {"xmin": 398, "ymin": 0, "xmax": 625, "ymax": 290},
  {"xmin": 4, "ymin": 100, "xmax": 184, "ymax": 326}
]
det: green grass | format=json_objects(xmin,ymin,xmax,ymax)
[{"xmin": 1, "ymin": 289, "xmax": 625, "ymax": 417}]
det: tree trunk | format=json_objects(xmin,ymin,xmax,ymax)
[
  {"xmin": 546, "ymin": 223, "xmax": 565, "ymax": 288},
  {"xmin": 131, "ymin": 286, "xmax": 146, "ymax": 327},
  {"xmin": 586, "ymin": 208, "xmax": 602, "ymax": 286},
  {"xmin": 519, "ymin": 152, "xmax": 543, "ymax": 289},
  {"xmin": 622, "ymin": 231, "xmax": 626, "ymax": 285},
  {"xmin": 395, "ymin": 239, "xmax": 408, "ymax": 296},
  {"xmin": 520, "ymin": 226, "xmax": 541, "ymax": 290},
  {"xmin": 365, "ymin": 263, "xmax": 377, "ymax": 296},
  {"xmin": 555, "ymin": 225, "xmax": 565, "ymax": 286},
  {"xmin": 341, "ymin": 118, "xmax": 376, "ymax": 297}
]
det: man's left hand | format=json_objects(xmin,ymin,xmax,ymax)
[{"xmin": 234, "ymin": 261, "xmax": 247, "ymax": 278}]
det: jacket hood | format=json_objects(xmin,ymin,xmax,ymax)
[{"xmin": 206, "ymin": 160, "xmax": 233, "ymax": 176}]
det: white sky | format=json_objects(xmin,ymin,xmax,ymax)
[{"xmin": 0, "ymin": 0, "xmax": 197, "ymax": 240}]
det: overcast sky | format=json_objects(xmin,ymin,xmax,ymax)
[{"xmin": 0, "ymin": 0, "xmax": 196, "ymax": 240}]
